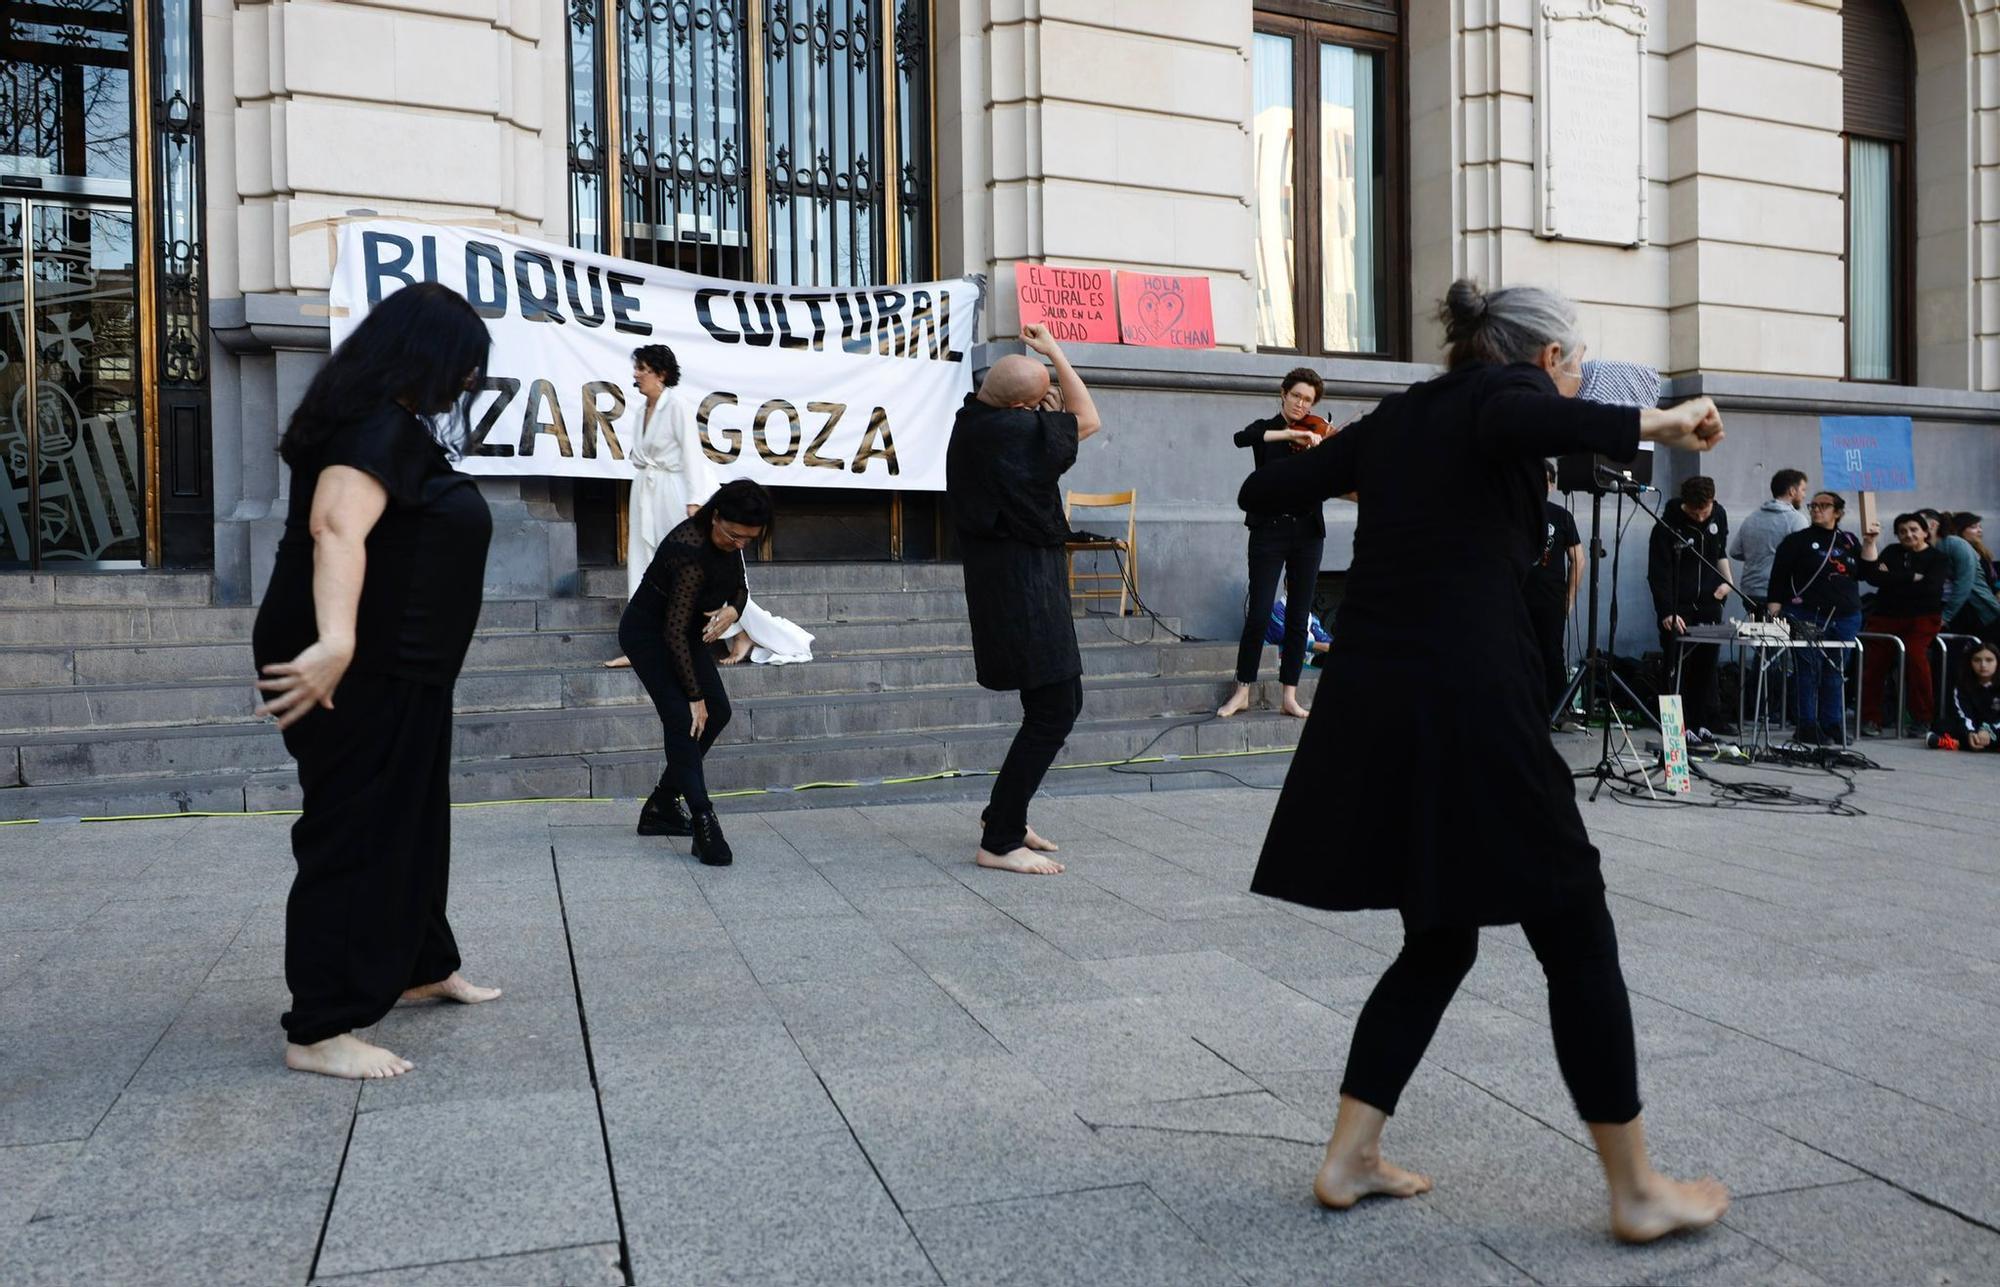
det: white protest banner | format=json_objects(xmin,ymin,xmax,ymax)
[{"xmin": 329, "ymin": 221, "xmax": 985, "ymax": 491}]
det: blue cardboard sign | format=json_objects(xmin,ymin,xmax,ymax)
[{"xmin": 1819, "ymin": 416, "xmax": 1916, "ymax": 492}]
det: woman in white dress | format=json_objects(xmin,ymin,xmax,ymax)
[{"xmin": 609, "ymin": 344, "xmax": 814, "ymax": 669}]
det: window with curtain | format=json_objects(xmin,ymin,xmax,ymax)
[
  {"xmin": 1252, "ymin": 6, "xmax": 1399, "ymax": 358},
  {"xmin": 1842, "ymin": 0, "xmax": 1912, "ymax": 383}
]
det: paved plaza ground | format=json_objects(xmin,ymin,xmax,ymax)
[{"xmin": 2, "ymin": 739, "xmax": 1998, "ymax": 1285}]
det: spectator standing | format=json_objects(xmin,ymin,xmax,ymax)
[
  {"xmin": 1728, "ymin": 469, "xmax": 1809, "ymax": 607},
  {"xmin": 1939, "ymin": 512, "xmax": 2000, "ymax": 644},
  {"xmin": 1221, "ymin": 367, "xmax": 1329, "ymax": 720},
  {"xmin": 1767, "ymin": 492, "xmax": 1877, "ymax": 745},
  {"xmin": 1648, "ymin": 476, "xmax": 1734, "ymax": 740},
  {"xmin": 1858, "ymin": 512, "xmax": 1948, "ymax": 736},
  {"xmin": 1528, "ymin": 461, "xmax": 1584, "ymax": 725}
]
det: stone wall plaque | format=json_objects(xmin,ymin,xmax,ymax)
[{"xmin": 1535, "ymin": 0, "xmax": 1650, "ymax": 247}]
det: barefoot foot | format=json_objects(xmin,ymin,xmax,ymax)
[
  {"xmin": 398, "ymin": 971, "xmax": 502, "ymax": 1006},
  {"xmin": 1281, "ymin": 699, "xmax": 1311, "ymax": 719},
  {"xmin": 1217, "ymin": 686, "xmax": 1252, "ymax": 719},
  {"xmin": 1314, "ymin": 1149, "xmax": 1434, "ymax": 1210},
  {"xmin": 603, "ymin": 655, "xmax": 632, "ymax": 669},
  {"xmin": 1022, "ymin": 825, "xmax": 1060, "ymax": 854},
  {"xmin": 976, "ymin": 846, "xmax": 1065, "ymax": 875},
  {"xmin": 285, "ymin": 1033, "xmax": 413, "ymax": 1080},
  {"xmin": 1610, "ymin": 1175, "xmax": 1729, "ymax": 1244}
]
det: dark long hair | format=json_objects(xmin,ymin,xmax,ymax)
[
  {"xmin": 692, "ymin": 478, "xmax": 775, "ymax": 536},
  {"xmin": 281, "ymin": 283, "xmax": 490, "ymax": 464},
  {"xmin": 1960, "ymin": 641, "xmax": 1999, "ymax": 689}
]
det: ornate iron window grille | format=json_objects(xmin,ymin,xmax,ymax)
[{"xmin": 565, "ymin": 0, "xmax": 932, "ymax": 285}]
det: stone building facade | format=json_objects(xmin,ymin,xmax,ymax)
[{"xmin": 5, "ymin": 0, "xmax": 1997, "ymax": 642}]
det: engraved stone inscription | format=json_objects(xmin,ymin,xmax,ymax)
[{"xmin": 1536, "ymin": 2, "xmax": 1648, "ymax": 247}]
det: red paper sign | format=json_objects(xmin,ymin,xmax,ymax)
[
  {"xmin": 1015, "ymin": 264, "xmax": 1119, "ymax": 344},
  {"xmin": 1116, "ymin": 272, "xmax": 1215, "ymax": 348}
]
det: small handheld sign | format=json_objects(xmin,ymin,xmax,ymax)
[{"xmin": 1658, "ymin": 695, "xmax": 1692, "ymax": 795}]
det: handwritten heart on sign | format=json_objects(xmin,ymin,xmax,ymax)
[{"xmin": 1135, "ymin": 289, "xmax": 1186, "ymax": 341}]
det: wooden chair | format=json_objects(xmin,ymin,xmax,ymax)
[{"xmin": 1064, "ymin": 489, "xmax": 1138, "ymax": 617}]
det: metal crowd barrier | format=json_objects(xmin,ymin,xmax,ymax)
[{"xmin": 1855, "ymin": 631, "xmax": 1907, "ymax": 736}]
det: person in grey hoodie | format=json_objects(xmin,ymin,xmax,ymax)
[{"xmin": 1728, "ymin": 468, "xmax": 1810, "ymax": 608}]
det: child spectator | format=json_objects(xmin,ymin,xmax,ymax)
[{"xmin": 1931, "ymin": 642, "xmax": 2000, "ymax": 752}]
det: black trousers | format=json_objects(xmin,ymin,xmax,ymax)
[
  {"xmin": 1340, "ymin": 894, "xmax": 1642, "ymax": 1124},
  {"xmin": 1661, "ymin": 599, "xmax": 1724, "ymax": 731},
  {"xmin": 981, "ymin": 676, "xmax": 1084, "ymax": 853},
  {"xmin": 621, "ymin": 583, "xmax": 732, "ymax": 814},
  {"xmin": 1235, "ymin": 522, "xmax": 1323, "ymax": 687},
  {"xmin": 280, "ymin": 673, "xmax": 461, "ymax": 1045},
  {"xmin": 1527, "ymin": 593, "xmax": 1570, "ymax": 716}
]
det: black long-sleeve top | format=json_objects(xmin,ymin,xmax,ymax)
[
  {"xmin": 1235, "ymin": 415, "xmax": 1327, "ymax": 535},
  {"xmin": 1936, "ymin": 679, "xmax": 2000, "ymax": 737},
  {"xmin": 1767, "ymin": 525, "xmax": 1864, "ymax": 618},
  {"xmin": 638, "ymin": 515, "xmax": 748, "ymax": 699},
  {"xmin": 1859, "ymin": 543, "xmax": 1948, "ymax": 616},
  {"xmin": 1648, "ymin": 501, "xmax": 1730, "ymax": 618}
]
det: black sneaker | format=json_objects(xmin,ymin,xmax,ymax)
[
  {"xmin": 1792, "ymin": 726, "xmax": 1823, "ymax": 746},
  {"xmin": 690, "ymin": 810, "xmax": 734, "ymax": 866},
  {"xmin": 1819, "ymin": 724, "xmax": 1845, "ymax": 746},
  {"xmin": 637, "ymin": 784, "xmax": 692, "ymax": 837}
]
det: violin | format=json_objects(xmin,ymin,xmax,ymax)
[{"xmin": 1289, "ymin": 413, "xmax": 1333, "ymax": 452}]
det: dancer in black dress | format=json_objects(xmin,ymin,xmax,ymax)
[
  {"xmin": 621, "ymin": 478, "xmax": 773, "ymax": 866},
  {"xmin": 1241, "ymin": 281, "xmax": 1732, "ymax": 1242},
  {"xmin": 253, "ymin": 283, "xmax": 501, "ymax": 1081}
]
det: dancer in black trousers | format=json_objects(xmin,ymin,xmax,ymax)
[
  {"xmin": 1242, "ymin": 280, "xmax": 1732, "ymax": 1243},
  {"xmin": 946, "ymin": 324, "xmax": 1102, "ymax": 875},
  {"xmin": 253, "ymin": 283, "xmax": 501, "ymax": 1081},
  {"xmin": 1219, "ymin": 367, "xmax": 1328, "ymax": 721},
  {"xmin": 621, "ymin": 479, "xmax": 773, "ymax": 866}
]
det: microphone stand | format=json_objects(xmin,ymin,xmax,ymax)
[{"xmin": 1553, "ymin": 470, "xmax": 1665, "ymax": 801}]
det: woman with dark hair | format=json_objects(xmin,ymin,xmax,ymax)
[
  {"xmin": 607, "ymin": 343, "xmax": 718, "ymax": 669},
  {"xmin": 621, "ymin": 478, "xmax": 774, "ymax": 864},
  {"xmin": 252, "ymin": 282, "xmax": 501, "ymax": 1080},
  {"xmin": 1240, "ymin": 280, "xmax": 1731, "ymax": 1243},
  {"xmin": 1940, "ymin": 512, "xmax": 2000, "ymax": 645},
  {"xmin": 1220, "ymin": 366, "xmax": 1330, "ymax": 720}
]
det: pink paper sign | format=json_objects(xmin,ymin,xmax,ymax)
[
  {"xmin": 1015, "ymin": 264, "xmax": 1119, "ymax": 344},
  {"xmin": 1116, "ymin": 272, "xmax": 1215, "ymax": 348}
]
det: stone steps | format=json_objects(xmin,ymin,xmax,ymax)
[
  {"xmin": 0, "ymin": 711, "xmax": 1305, "ymax": 821},
  {"xmin": 0, "ymin": 672, "xmax": 1298, "ymax": 794},
  {"xmin": 0, "ymin": 617, "xmax": 1191, "ymax": 694},
  {"xmin": 0, "ymin": 561, "xmax": 1299, "ymax": 823},
  {"xmin": 0, "ymin": 638, "xmax": 1241, "ymax": 734}
]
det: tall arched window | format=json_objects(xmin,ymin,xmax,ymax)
[
  {"xmin": 567, "ymin": 1, "xmax": 933, "ymax": 287},
  {"xmin": 1844, "ymin": 0, "xmax": 1913, "ymax": 383}
]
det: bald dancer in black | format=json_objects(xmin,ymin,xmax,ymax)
[{"xmin": 945, "ymin": 325, "xmax": 1104, "ymax": 875}]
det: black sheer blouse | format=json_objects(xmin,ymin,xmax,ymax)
[{"xmin": 638, "ymin": 515, "xmax": 750, "ymax": 699}]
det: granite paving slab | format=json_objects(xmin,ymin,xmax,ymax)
[
  {"xmin": 1, "ymin": 748, "xmax": 1994, "ymax": 1284},
  {"xmin": 314, "ymin": 1090, "xmax": 618, "ymax": 1279},
  {"xmin": 907, "ymin": 1184, "xmax": 1243, "ymax": 1287}
]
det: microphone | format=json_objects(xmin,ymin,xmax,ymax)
[{"xmin": 1593, "ymin": 462, "xmax": 1657, "ymax": 493}]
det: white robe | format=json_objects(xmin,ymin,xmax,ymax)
[
  {"xmin": 720, "ymin": 593, "xmax": 816, "ymax": 665},
  {"xmin": 626, "ymin": 392, "xmax": 718, "ymax": 599}
]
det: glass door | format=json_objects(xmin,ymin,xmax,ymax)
[{"xmin": 0, "ymin": 195, "xmax": 144, "ymax": 567}]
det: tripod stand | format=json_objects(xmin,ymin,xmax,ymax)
[{"xmin": 1552, "ymin": 479, "xmax": 1661, "ymax": 799}]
